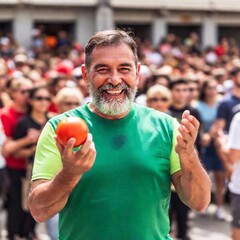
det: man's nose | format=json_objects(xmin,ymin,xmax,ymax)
[{"xmin": 108, "ymin": 70, "xmax": 122, "ymax": 85}]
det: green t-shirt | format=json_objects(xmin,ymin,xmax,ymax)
[{"xmin": 32, "ymin": 103, "xmax": 180, "ymax": 240}]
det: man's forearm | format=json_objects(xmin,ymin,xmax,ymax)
[
  {"xmin": 176, "ymin": 149, "xmax": 211, "ymax": 211},
  {"xmin": 29, "ymin": 170, "xmax": 82, "ymax": 222}
]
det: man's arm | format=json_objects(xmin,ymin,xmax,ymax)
[
  {"xmin": 28, "ymin": 134, "xmax": 96, "ymax": 222},
  {"xmin": 2, "ymin": 128, "xmax": 40, "ymax": 158},
  {"xmin": 229, "ymin": 149, "xmax": 240, "ymax": 163},
  {"xmin": 210, "ymin": 118, "xmax": 226, "ymax": 138},
  {"xmin": 29, "ymin": 172, "xmax": 81, "ymax": 222},
  {"xmin": 2, "ymin": 137, "xmax": 34, "ymax": 157},
  {"xmin": 13, "ymin": 146, "xmax": 36, "ymax": 158},
  {"xmin": 171, "ymin": 110, "xmax": 211, "ymax": 212},
  {"xmin": 216, "ymin": 113, "xmax": 240, "ymax": 178}
]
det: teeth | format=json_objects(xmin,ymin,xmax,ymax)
[{"xmin": 106, "ymin": 90, "xmax": 122, "ymax": 95}]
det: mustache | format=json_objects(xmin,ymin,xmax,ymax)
[{"xmin": 98, "ymin": 83, "xmax": 130, "ymax": 92}]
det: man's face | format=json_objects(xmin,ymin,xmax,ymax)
[
  {"xmin": 188, "ymin": 82, "xmax": 199, "ymax": 101},
  {"xmin": 82, "ymin": 43, "xmax": 140, "ymax": 116},
  {"xmin": 171, "ymin": 83, "xmax": 190, "ymax": 106}
]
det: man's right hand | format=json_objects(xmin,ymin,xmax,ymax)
[{"xmin": 55, "ymin": 133, "xmax": 96, "ymax": 179}]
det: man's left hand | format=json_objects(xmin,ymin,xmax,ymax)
[{"xmin": 175, "ymin": 110, "xmax": 200, "ymax": 155}]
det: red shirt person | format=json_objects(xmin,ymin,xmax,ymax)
[{"xmin": 1, "ymin": 77, "xmax": 39, "ymax": 240}]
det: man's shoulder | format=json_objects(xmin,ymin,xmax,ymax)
[
  {"xmin": 220, "ymin": 94, "xmax": 239, "ymax": 104},
  {"xmin": 133, "ymin": 104, "xmax": 175, "ymax": 130},
  {"xmin": 134, "ymin": 103, "xmax": 173, "ymax": 120}
]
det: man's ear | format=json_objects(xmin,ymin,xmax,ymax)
[
  {"xmin": 136, "ymin": 63, "xmax": 141, "ymax": 85},
  {"xmin": 81, "ymin": 64, "xmax": 88, "ymax": 82}
]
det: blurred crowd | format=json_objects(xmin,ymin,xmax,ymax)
[{"xmin": 0, "ymin": 28, "xmax": 240, "ymax": 240}]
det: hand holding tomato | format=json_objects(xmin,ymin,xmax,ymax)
[
  {"xmin": 55, "ymin": 132, "xmax": 96, "ymax": 178},
  {"xmin": 56, "ymin": 117, "xmax": 88, "ymax": 147}
]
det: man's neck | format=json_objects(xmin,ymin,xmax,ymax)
[{"xmin": 88, "ymin": 103, "xmax": 130, "ymax": 120}]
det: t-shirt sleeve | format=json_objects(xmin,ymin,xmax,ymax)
[
  {"xmin": 216, "ymin": 101, "xmax": 229, "ymax": 120},
  {"xmin": 228, "ymin": 113, "xmax": 240, "ymax": 150},
  {"xmin": 170, "ymin": 118, "xmax": 181, "ymax": 175},
  {"xmin": 31, "ymin": 122, "xmax": 63, "ymax": 181}
]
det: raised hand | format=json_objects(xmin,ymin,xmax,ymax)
[
  {"xmin": 175, "ymin": 110, "xmax": 200, "ymax": 155},
  {"xmin": 55, "ymin": 133, "xmax": 96, "ymax": 179}
]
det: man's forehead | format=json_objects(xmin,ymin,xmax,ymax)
[
  {"xmin": 88, "ymin": 43, "xmax": 137, "ymax": 70},
  {"xmin": 91, "ymin": 43, "xmax": 134, "ymax": 57}
]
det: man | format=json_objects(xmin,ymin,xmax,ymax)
[
  {"xmin": 168, "ymin": 78, "xmax": 202, "ymax": 240},
  {"xmin": 215, "ymin": 112, "xmax": 240, "ymax": 240},
  {"xmin": 29, "ymin": 30, "xmax": 211, "ymax": 240},
  {"xmin": 227, "ymin": 112, "xmax": 240, "ymax": 240},
  {"xmin": 169, "ymin": 78, "xmax": 201, "ymax": 123},
  {"xmin": 211, "ymin": 67, "xmax": 240, "ymax": 134}
]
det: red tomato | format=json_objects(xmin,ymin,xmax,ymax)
[{"xmin": 56, "ymin": 117, "xmax": 88, "ymax": 147}]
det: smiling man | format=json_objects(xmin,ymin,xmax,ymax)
[{"xmin": 28, "ymin": 30, "xmax": 211, "ymax": 240}]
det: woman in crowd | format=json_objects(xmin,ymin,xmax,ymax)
[
  {"xmin": 55, "ymin": 87, "xmax": 83, "ymax": 113},
  {"xmin": 13, "ymin": 85, "xmax": 51, "ymax": 239},
  {"xmin": 195, "ymin": 78, "xmax": 226, "ymax": 220},
  {"xmin": 146, "ymin": 84, "xmax": 171, "ymax": 113}
]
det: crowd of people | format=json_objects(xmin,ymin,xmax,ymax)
[{"xmin": 0, "ymin": 27, "xmax": 239, "ymax": 240}]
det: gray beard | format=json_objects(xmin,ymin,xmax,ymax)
[{"xmin": 89, "ymin": 82, "xmax": 137, "ymax": 116}]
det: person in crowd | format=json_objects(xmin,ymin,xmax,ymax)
[
  {"xmin": 211, "ymin": 67, "xmax": 240, "ymax": 135},
  {"xmin": 136, "ymin": 73, "xmax": 170, "ymax": 106},
  {"xmin": 168, "ymin": 78, "xmax": 202, "ymax": 240},
  {"xmin": 0, "ymin": 119, "xmax": 10, "ymax": 205},
  {"xmin": 0, "ymin": 77, "xmax": 40, "ymax": 240},
  {"xmin": 28, "ymin": 30, "xmax": 210, "ymax": 240},
  {"xmin": 0, "ymin": 62, "xmax": 11, "ymax": 109},
  {"xmin": 195, "ymin": 79, "xmax": 226, "ymax": 220},
  {"xmin": 215, "ymin": 112, "xmax": 240, "ymax": 240},
  {"xmin": 55, "ymin": 87, "xmax": 83, "ymax": 114},
  {"xmin": 146, "ymin": 84, "xmax": 171, "ymax": 113},
  {"xmin": 12, "ymin": 85, "xmax": 51, "ymax": 239},
  {"xmin": 47, "ymin": 76, "xmax": 68, "ymax": 114},
  {"xmin": 188, "ymin": 79, "xmax": 200, "ymax": 106}
]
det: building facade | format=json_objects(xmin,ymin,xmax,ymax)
[{"xmin": 1, "ymin": 0, "xmax": 240, "ymax": 49}]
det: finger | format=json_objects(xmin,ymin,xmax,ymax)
[
  {"xmin": 82, "ymin": 147, "xmax": 96, "ymax": 170},
  {"xmin": 85, "ymin": 142, "xmax": 96, "ymax": 162},
  {"xmin": 62, "ymin": 138, "xmax": 76, "ymax": 159},
  {"xmin": 76, "ymin": 133, "xmax": 93, "ymax": 158},
  {"xmin": 181, "ymin": 118, "xmax": 195, "ymax": 135},
  {"xmin": 176, "ymin": 135, "xmax": 187, "ymax": 149},
  {"xmin": 54, "ymin": 135, "xmax": 64, "ymax": 154},
  {"xmin": 182, "ymin": 110, "xmax": 190, "ymax": 119},
  {"xmin": 186, "ymin": 114, "xmax": 200, "ymax": 130},
  {"xmin": 178, "ymin": 125, "xmax": 192, "ymax": 142}
]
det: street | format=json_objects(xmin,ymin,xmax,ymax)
[{"xmin": 0, "ymin": 203, "xmax": 232, "ymax": 240}]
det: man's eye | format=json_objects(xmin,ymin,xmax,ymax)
[
  {"xmin": 120, "ymin": 68, "xmax": 130, "ymax": 73},
  {"xmin": 97, "ymin": 69, "xmax": 108, "ymax": 73}
]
